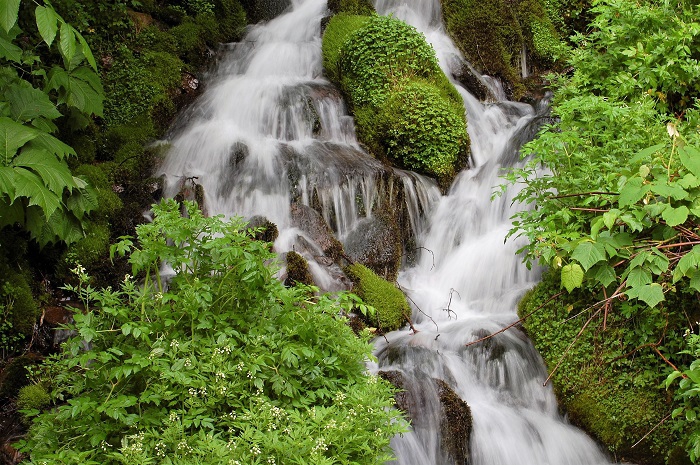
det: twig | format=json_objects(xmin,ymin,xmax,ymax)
[
  {"xmin": 403, "ymin": 312, "xmax": 419, "ymax": 334},
  {"xmin": 569, "ymin": 207, "xmax": 610, "ymax": 213},
  {"xmin": 465, "ymin": 291, "xmax": 564, "ymax": 347},
  {"xmin": 396, "ymin": 282, "xmax": 439, "ymax": 332},
  {"xmin": 547, "ymin": 191, "xmax": 618, "ymax": 199},
  {"xmin": 631, "ymin": 412, "xmax": 672, "ymax": 448},
  {"xmin": 443, "ymin": 288, "xmax": 460, "ymax": 320},
  {"xmin": 415, "ymin": 247, "xmax": 436, "ymax": 270}
]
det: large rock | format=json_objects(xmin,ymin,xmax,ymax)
[
  {"xmin": 344, "ymin": 214, "xmax": 401, "ymax": 281},
  {"xmin": 378, "ymin": 370, "xmax": 472, "ymax": 464},
  {"xmin": 290, "ymin": 203, "xmax": 343, "ymax": 261}
]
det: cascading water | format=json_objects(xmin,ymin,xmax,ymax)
[{"xmin": 157, "ymin": 0, "xmax": 615, "ymax": 463}]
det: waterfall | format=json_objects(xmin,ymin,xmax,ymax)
[{"xmin": 156, "ymin": 0, "xmax": 615, "ymax": 462}]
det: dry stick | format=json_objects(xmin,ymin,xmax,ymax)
[
  {"xmin": 396, "ymin": 282, "xmax": 439, "ymax": 332},
  {"xmin": 543, "ymin": 306, "xmax": 604, "ymax": 386},
  {"xmin": 631, "ymin": 412, "xmax": 673, "ymax": 449},
  {"xmin": 403, "ymin": 312, "xmax": 419, "ymax": 334},
  {"xmin": 444, "ymin": 288, "xmax": 460, "ymax": 320},
  {"xmin": 465, "ymin": 291, "xmax": 564, "ymax": 348}
]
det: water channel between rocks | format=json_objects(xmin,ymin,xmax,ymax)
[{"xmin": 157, "ymin": 0, "xmax": 617, "ymax": 462}]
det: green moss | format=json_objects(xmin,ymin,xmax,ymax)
[
  {"xmin": 519, "ymin": 270, "xmax": 686, "ymax": 465},
  {"xmin": 322, "ymin": 14, "xmax": 371, "ymax": 82},
  {"xmin": 347, "ymin": 263, "xmax": 408, "ymax": 332},
  {"xmin": 171, "ymin": 20, "xmax": 206, "ymax": 63},
  {"xmin": 284, "ymin": 251, "xmax": 314, "ymax": 287},
  {"xmin": 0, "ymin": 355, "xmax": 40, "ymax": 399},
  {"xmin": 64, "ymin": 223, "xmax": 111, "ymax": 270},
  {"xmin": 322, "ymin": 14, "xmax": 468, "ymax": 179},
  {"xmin": 17, "ymin": 384, "xmax": 51, "ymax": 411},
  {"xmin": 379, "ymin": 79, "xmax": 468, "ymax": 178},
  {"xmin": 212, "ymin": 0, "xmax": 247, "ymax": 42},
  {"xmin": 327, "ymin": 0, "xmax": 374, "ymax": 15},
  {"xmin": 0, "ymin": 263, "xmax": 39, "ymax": 341}
]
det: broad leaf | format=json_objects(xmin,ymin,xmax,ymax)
[
  {"xmin": 0, "ymin": 33, "xmax": 21, "ymax": 62},
  {"xmin": 690, "ymin": 270, "xmax": 700, "ymax": 293},
  {"xmin": 35, "ymin": 5, "xmax": 58, "ymax": 46},
  {"xmin": 66, "ymin": 186, "xmax": 98, "ymax": 219},
  {"xmin": 13, "ymin": 167, "xmax": 61, "ymax": 218},
  {"xmin": 561, "ymin": 263, "xmax": 584, "ymax": 292},
  {"xmin": 618, "ymin": 177, "xmax": 650, "ymax": 206},
  {"xmin": 0, "ymin": 117, "xmax": 38, "ymax": 163},
  {"xmin": 0, "ymin": 165, "xmax": 16, "ymax": 197},
  {"xmin": 662, "ymin": 205, "xmax": 689, "ymax": 227},
  {"xmin": 679, "ymin": 146, "xmax": 700, "ymax": 177},
  {"xmin": 76, "ymin": 32, "xmax": 97, "ymax": 72},
  {"xmin": 626, "ymin": 266, "xmax": 652, "ymax": 288},
  {"xmin": 626, "ymin": 283, "xmax": 664, "ymax": 308},
  {"xmin": 0, "ymin": 0, "xmax": 19, "ymax": 34},
  {"xmin": 593, "ymin": 262, "xmax": 617, "ymax": 287},
  {"xmin": 46, "ymin": 207, "xmax": 84, "ymax": 244},
  {"xmin": 59, "ymin": 22, "xmax": 77, "ymax": 67},
  {"xmin": 6, "ymin": 81, "xmax": 61, "ymax": 122},
  {"xmin": 571, "ymin": 241, "xmax": 606, "ymax": 271},
  {"xmin": 13, "ymin": 147, "xmax": 77, "ymax": 194},
  {"xmin": 651, "ymin": 182, "xmax": 688, "ymax": 200},
  {"xmin": 630, "ymin": 143, "xmax": 665, "ymax": 164},
  {"xmin": 0, "ymin": 196, "xmax": 23, "ymax": 228},
  {"xmin": 25, "ymin": 132, "xmax": 76, "ymax": 160}
]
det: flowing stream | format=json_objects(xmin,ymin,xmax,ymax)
[{"xmin": 157, "ymin": 0, "xmax": 614, "ymax": 463}]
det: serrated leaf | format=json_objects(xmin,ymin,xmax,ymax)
[
  {"xmin": 25, "ymin": 132, "xmax": 76, "ymax": 160},
  {"xmin": 30, "ymin": 117, "xmax": 58, "ymax": 133},
  {"xmin": 690, "ymin": 270, "xmax": 700, "ymax": 293},
  {"xmin": 46, "ymin": 207, "xmax": 83, "ymax": 244},
  {"xmin": 13, "ymin": 167, "xmax": 61, "ymax": 218},
  {"xmin": 626, "ymin": 283, "xmax": 664, "ymax": 308},
  {"xmin": 603, "ymin": 209, "xmax": 619, "ymax": 230},
  {"xmin": 662, "ymin": 205, "xmax": 689, "ymax": 227},
  {"xmin": 0, "ymin": 33, "xmax": 21, "ymax": 62},
  {"xmin": 0, "ymin": 117, "xmax": 38, "ymax": 161},
  {"xmin": 561, "ymin": 263, "xmax": 584, "ymax": 292},
  {"xmin": 571, "ymin": 241, "xmax": 606, "ymax": 271},
  {"xmin": 66, "ymin": 186, "xmax": 98, "ymax": 219},
  {"xmin": 59, "ymin": 22, "xmax": 77, "ymax": 67},
  {"xmin": 626, "ymin": 266, "xmax": 652, "ymax": 288},
  {"xmin": 593, "ymin": 262, "xmax": 617, "ymax": 287},
  {"xmin": 6, "ymin": 81, "xmax": 61, "ymax": 122},
  {"xmin": 618, "ymin": 177, "xmax": 649, "ymax": 206},
  {"xmin": 679, "ymin": 146, "xmax": 700, "ymax": 177},
  {"xmin": 13, "ymin": 147, "xmax": 77, "ymax": 194},
  {"xmin": 651, "ymin": 182, "xmax": 688, "ymax": 200},
  {"xmin": 0, "ymin": 0, "xmax": 20, "ymax": 33},
  {"xmin": 677, "ymin": 246, "xmax": 700, "ymax": 276},
  {"xmin": 0, "ymin": 165, "xmax": 16, "ymax": 197},
  {"xmin": 679, "ymin": 174, "xmax": 700, "ymax": 189},
  {"xmin": 76, "ymin": 32, "xmax": 97, "ymax": 72},
  {"xmin": 35, "ymin": 5, "xmax": 58, "ymax": 46}
]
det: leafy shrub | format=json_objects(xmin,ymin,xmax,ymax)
[
  {"xmin": 327, "ymin": 0, "xmax": 374, "ymax": 16},
  {"xmin": 347, "ymin": 263, "xmax": 408, "ymax": 332},
  {"xmin": 380, "ymin": 80, "xmax": 467, "ymax": 177},
  {"xmin": 321, "ymin": 14, "xmax": 371, "ymax": 82},
  {"xmin": 18, "ymin": 200, "xmax": 406, "ymax": 464},
  {"xmin": 0, "ymin": 265, "xmax": 39, "ymax": 355},
  {"xmin": 17, "ymin": 384, "xmax": 51, "ymax": 412}
]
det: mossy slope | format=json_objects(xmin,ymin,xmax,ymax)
[{"xmin": 347, "ymin": 263, "xmax": 409, "ymax": 332}]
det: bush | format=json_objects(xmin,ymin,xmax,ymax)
[
  {"xmin": 321, "ymin": 14, "xmax": 371, "ymax": 82},
  {"xmin": 347, "ymin": 263, "xmax": 409, "ymax": 332},
  {"xmin": 18, "ymin": 201, "xmax": 406, "ymax": 464}
]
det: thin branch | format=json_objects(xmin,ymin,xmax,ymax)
[
  {"xmin": 415, "ymin": 247, "xmax": 436, "ymax": 270},
  {"xmin": 443, "ymin": 288, "xmax": 460, "ymax": 320},
  {"xmin": 569, "ymin": 207, "xmax": 610, "ymax": 213},
  {"xmin": 547, "ymin": 191, "xmax": 618, "ymax": 199},
  {"xmin": 631, "ymin": 412, "xmax": 672, "ymax": 449},
  {"xmin": 465, "ymin": 291, "xmax": 564, "ymax": 348},
  {"xmin": 396, "ymin": 282, "xmax": 439, "ymax": 332}
]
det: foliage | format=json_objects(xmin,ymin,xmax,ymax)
[
  {"xmin": 0, "ymin": 0, "xmax": 102, "ymax": 246},
  {"xmin": 17, "ymin": 383, "xmax": 51, "ymax": 412},
  {"xmin": 327, "ymin": 0, "xmax": 373, "ymax": 15},
  {"xmin": 347, "ymin": 263, "xmax": 408, "ymax": 332},
  {"xmin": 520, "ymin": 271, "xmax": 687, "ymax": 464},
  {"xmin": 322, "ymin": 14, "xmax": 468, "ymax": 180},
  {"xmin": 18, "ymin": 200, "xmax": 406, "ymax": 464},
  {"xmin": 504, "ymin": 0, "xmax": 700, "ymax": 461}
]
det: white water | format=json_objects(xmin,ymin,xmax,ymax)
[{"xmin": 157, "ymin": 0, "xmax": 614, "ymax": 462}]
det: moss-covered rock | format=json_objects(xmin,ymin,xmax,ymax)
[
  {"xmin": 344, "ymin": 214, "xmax": 401, "ymax": 281},
  {"xmin": 17, "ymin": 384, "xmax": 51, "ymax": 412},
  {"xmin": 347, "ymin": 263, "xmax": 408, "ymax": 332},
  {"xmin": 284, "ymin": 251, "xmax": 315, "ymax": 287},
  {"xmin": 519, "ymin": 270, "xmax": 688, "ymax": 465},
  {"xmin": 0, "ymin": 263, "xmax": 39, "ymax": 348},
  {"xmin": 322, "ymin": 14, "xmax": 469, "ymax": 180}
]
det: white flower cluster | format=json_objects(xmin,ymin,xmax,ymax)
[{"xmin": 312, "ymin": 437, "xmax": 329, "ymax": 453}]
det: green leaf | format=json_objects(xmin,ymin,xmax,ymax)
[
  {"xmin": 0, "ymin": 33, "xmax": 22, "ymax": 62},
  {"xmin": 690, "ymin": 270, "xmax": 700, "ymax": 293},
  {"xmin": 593, "ymin": 262, "xmax": 617, "ymax": 287},
  {"xmin": 626, "ymin": 283, "xmax": 664, "ymax": 308},
  {"xmin": 0, "ymin": 195, "xmax": 23, "ymax": 227},
  {"xmin": 6, "ymin": 81, "xmax": 61, "ymax": 122},
  {"xmin": 618, "ymin": 177, "xmax": 650, "ymax": 206},
  {"xmin": 0, "ymin": 117, "xmax": 38, "ymax": 162},
  {"xmin": 651, "ymin": 182, "xmax": 688, "ymax": 200},
  {"xmin": 626, "ymin": 266, "xmax": 652, "ymax": 288},
  {"xmin": 603, "ymin": 209, "xmax": 619, "ymax": 230},
  {"xmin": 13, "ymin": 167, "xmax": 61, "ymax": 218},
  {"xmin": 679, "ymin": 174, "xmax": 700, "ymax": 189},
  {"xmin": 66, "ymin": 186, "xmax": 98, "ymax": 219},
  {"xmin": 25, "ymin": 132, "xmax": 76, "ymax": 160},
  {"xmin": 0, "ymin": 165, "xmax": 16, "ymax": 197},
  {"xmin": 76, "ymin": 32, "xmax": 97, "ymax": 72},
  {"xmin": 561, "ymin": 263, "xmax": 584, "ymax": 292},
  {"xmin": 661, "ymin": 205, "xmax": 689, "ymax": 227},
  {"xmin": 13, "ymin": 148, "xmax": 77, "ymax": 194},
  {"xmin": 59, "ymin": 22, "xmax": 77, "ymax": 67},
  {"xmin": 0, "ymin": 0, "xmax": 19, "ymax": 33},
  {"xmin": 571, "ymin": 241, "xmax": 606, "ymax": 271},
  {"xmin": 35, "ymin": 5, "xmax": 58, "ymax": 47},
  {"xmin": 630, "ymin": 143, "xmax": 665, "ymax": 164},
  {"xmin": 679, "ymin": 146, "xmax": 700, "ymax": 177}
]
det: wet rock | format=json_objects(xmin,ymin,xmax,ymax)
[
  {"xmin": 290, "ymin": 203, "xmax": 344, "ymax": 261},
  {"xmin": 436, "ymin": 379, "xmax": 472, "ymax": 465},
  {"xmin": 248, "ymin": 216, "xmax": 279, "ymax": 243},
  {"xmin": 452, "ymin": 64, "xmax": 489, "ymax": 101},
  {"xmin": 241, "ymin": 0, "xmax": 292, "ymax": 23},
  {"xmin": 344, "ymin": 214, "xmax": 401, "ymax": 281}
]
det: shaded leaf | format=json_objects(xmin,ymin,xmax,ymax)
[
  {"xmin": 25, "ymin": 132, "xmax": 76, "ymax": 160},
  {"xmin": 0, "ymin": 117, "xmax": 38, "ymax": 162},
  {"xmin": 13, "ymin": 147, "xmax": 77, "ymax": 193},
  {"xmin": 6, "ymin": 81, "xmax": 61, "ymax": 122},
  {"xmin": 13, "ymin": 167, "xmax": 61, "ymax": 218},
  {"xmin": 59, "ymin": 22, "xmax": 77, "ymax": 66},
  {"xmin": 662, "ymin": 205, "xmax": 689, "ymax": 227},
  {"xmin": 679, "ymin": 146, "xmax": 700, "ymax": 177},
  {"xmin": 626, "ymin": 266, "xmax": 652, "ymax": 288},
  {"xmin": 0, "ymin": 33, "xmax": 21, "ymax": 62},
  {"xmin": 35, "ymin": 5, "xmax": 58, "ymax": 46},
  {"xmin": 626, "ymin": 283, "xmax": 664, "ymax": 308},
  {"xmin": 0, "ymin": 0, "xmax": 19, "ymax": 33},
  {"xmin": 593, "ymin": 262, "xmax": 617, "ymax": 287},
  {"xmin": 0, "ymin": 196, "xmax": 23, "ymax": 227}
]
